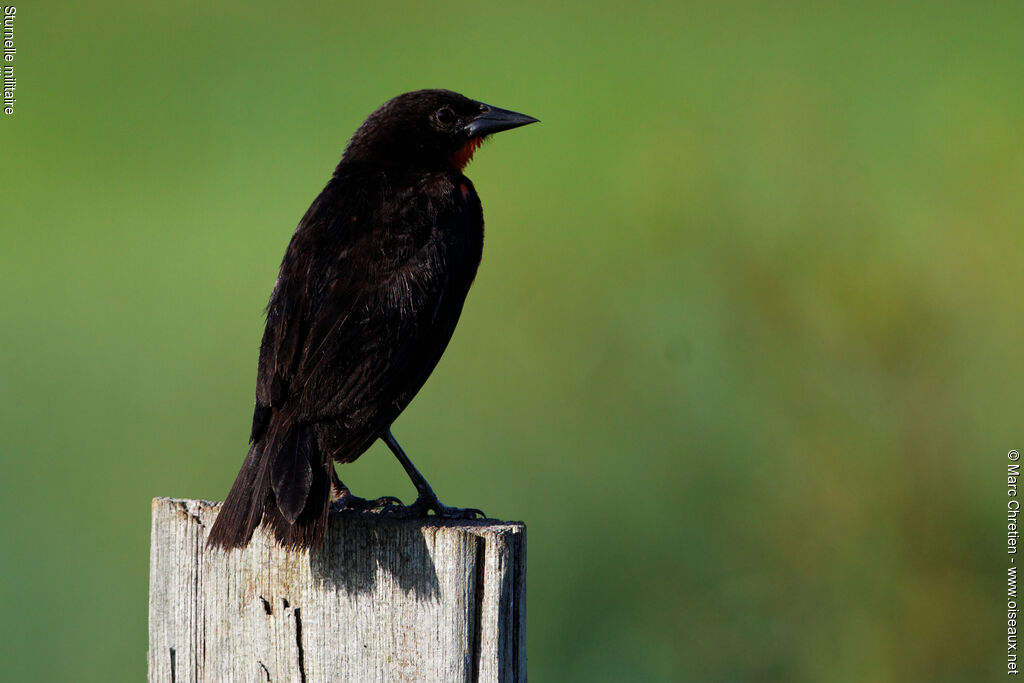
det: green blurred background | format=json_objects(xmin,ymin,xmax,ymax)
[{"xmin": 1, "ymin": 1, "xmax": 1020, "ymax": 680}]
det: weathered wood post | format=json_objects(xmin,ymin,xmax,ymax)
[{"xmin": 148, "ymin": 498, "xmax": 526, "ymax": 682}]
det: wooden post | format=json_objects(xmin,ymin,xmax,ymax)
[{"xmin": 148, "ymin": 498, "xmax": 526, "ymax": 683}]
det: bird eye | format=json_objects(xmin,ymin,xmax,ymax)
[{"xmin": 435, "ymin": 107, "xmax": 455, "ymax": 126}]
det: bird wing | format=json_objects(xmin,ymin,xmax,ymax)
[{"xmin": 251, "ymin": 174, "xmax": 480, "ymax": 466}]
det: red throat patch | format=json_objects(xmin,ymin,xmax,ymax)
[{"xmin": 452, "ymin": 137, "xmax": 483, "ymax": 172}]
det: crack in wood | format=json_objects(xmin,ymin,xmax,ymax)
[
  {"xmin": 294, "ymin": 607, "xmax": 307, "ymax": 683},
  {"xmin": 176, "ymin": 500, "xmax": 205, "ymax": 527},
  {"xmin": 470, "ymin": 537, "xmax": 486, "ymax": 682},
  {"xmin": 512, "ymin": 533, "xmax": 523, "ymax": 683}
]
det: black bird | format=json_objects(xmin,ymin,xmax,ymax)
[{"xmin": 206, "ymin": 90, "xmax": 537, "ymax": 551}]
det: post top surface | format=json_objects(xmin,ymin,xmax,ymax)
[{"xmin": 152, "ymin": 496, "xmax": 526, "ymax": 533}]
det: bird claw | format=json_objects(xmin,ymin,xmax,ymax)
[
  {"xmin": 438, "ymin": 505, "xmax": 486, "ymax": 520},
  {"xmin": 330, "ymin": 493, "xmax": 403, "ymax": 513},
  {"xmin": 383, "ymin": 496, "xmax": 486, "ymax": 520}
]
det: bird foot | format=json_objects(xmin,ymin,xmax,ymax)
[
  {"xmin": 330, "ymin": 492, "xmax": 403, "ymax": 513},
  {"xmin": 385, "ymin": 495, "xmax": 486, "ymax": 520}
]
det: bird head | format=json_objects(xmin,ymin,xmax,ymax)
[{"xmin": 342, "ymin": 89, "xmax": 538, "ymax": 172}]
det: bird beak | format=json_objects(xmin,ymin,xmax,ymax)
[{"xmin": 464, "ymin": 103, "xmax": 539, "ymax": 137}]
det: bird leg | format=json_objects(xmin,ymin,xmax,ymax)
[
  {"xmin": 382, "ymin": 429, "xmax": 485, "ymax": 519},
  {"xmin": 328, "ymin": 466, "xmax": 402, "ymax": 512}
]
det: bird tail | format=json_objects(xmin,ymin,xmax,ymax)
[{"xmin": 206, "ymin": 423, "xmax": 331, "ymax": 551}]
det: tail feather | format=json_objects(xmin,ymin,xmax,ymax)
[
  {"xmin": 270, "ymin": 425, "xmax": 315, "ymax": 524},
  {"xmin": 206, "ymin": 424, "xmax": 330, "ymax": 551},
  {"xmin": 262, "ymin": 456, "xmax": 330, "ymax": 550},
  {"xmin": 206, "ymin": 442, "xmax": 265, "ymax": 549}
]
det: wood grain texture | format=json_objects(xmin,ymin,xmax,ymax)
[{"xmin": 148, "ymin": 498, "xmax": 526, "ymax": 683}]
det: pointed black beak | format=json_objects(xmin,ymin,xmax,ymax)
[{"xmin": 464, "ymin": 103, "xmax": 539, "ymax": 137}]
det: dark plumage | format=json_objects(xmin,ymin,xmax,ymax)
[{"xmin": 206, "ymin": 90, "xmax": 537, "ymax": 551}]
